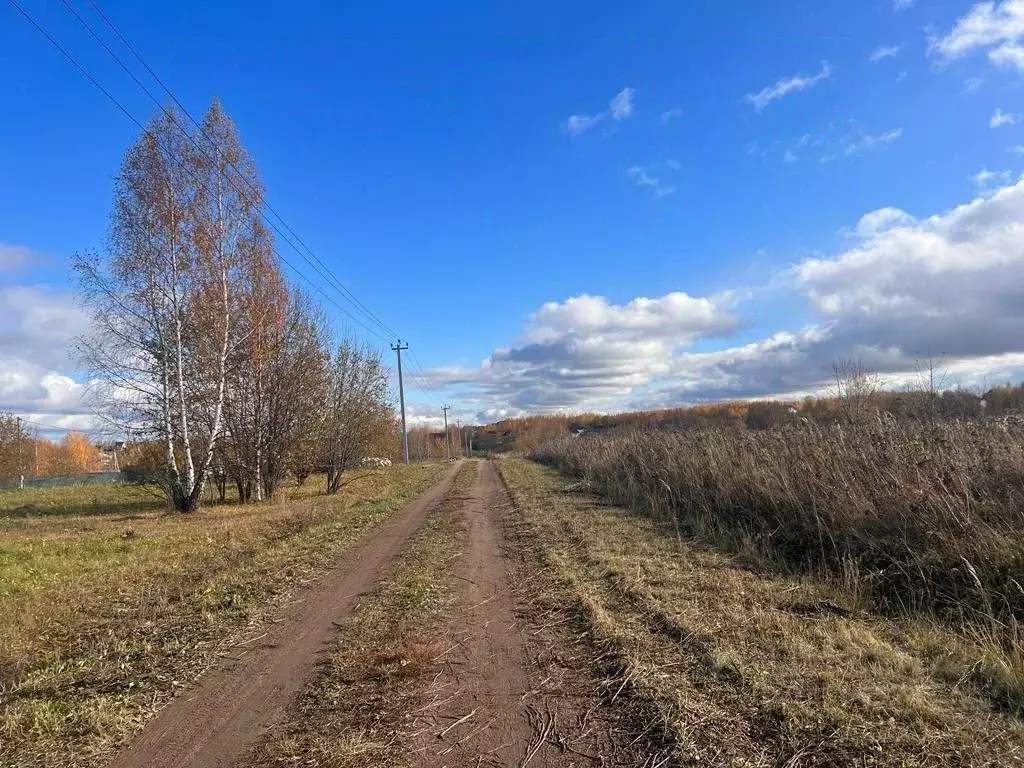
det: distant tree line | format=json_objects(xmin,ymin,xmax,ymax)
[
  {"xmin": 0, "ymin": 417, "xmax": 107, "ymax": 482},
  {"xmin": 470, "ymin": 365, "xmax": 1024, "ymax": 453},
  {"xmin": 73, "ymin": 100, "xmax": 397, "ymax": 512}
]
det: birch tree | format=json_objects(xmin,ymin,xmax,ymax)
[{"xmin": 75, "ymin": 100, "xmax": 265, "ymax": 512}]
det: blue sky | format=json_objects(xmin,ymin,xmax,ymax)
[{"xmin": 4, "ymin": 0, "xmax": 1024, "ymax": 431}]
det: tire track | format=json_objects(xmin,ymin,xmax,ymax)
[{"xmin": 111, "ymin": 463, "xmax": 461, "ymax": 768}]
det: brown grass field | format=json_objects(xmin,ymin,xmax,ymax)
[
  {"xmin": 0, "ymin": 464, "xmax": 449, "ymax": 767},
  {"xmin": 498, "ymin": 457, "xmax": 1024, "ymax": 766},
  {"xmin": 3, "ymin": 446, "xmax": 1024, "ymax": 767},
  {"xmin": 532, "ymin": 417, "xmax": 1024, "ymax": 713}
]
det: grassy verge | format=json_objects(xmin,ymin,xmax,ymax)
[
  {"xmin": 0, "ymin": 463, "xmax": 449, "ymax": 768},
  {"xmin": 247, "ymin": 462, "xmax": 475, "ymax": 767},
  {"xmin": 499, "ymin": 458, "xmax": 1024, "ymax": 767}
]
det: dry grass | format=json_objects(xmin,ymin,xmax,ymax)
[
  {"xmin": 499, "ymin": 457, "xmax": 1024, "ymax": 767},
  {"xmin": 532, "ymin": 419, "xmax": 1024, "ymax": 710},
  {"xmin": 246, "ymin": 462, "xmax": 476, "ymax": 767},
  {"xmin": 0, "ymin": 464, "xmax": 449, "ymax": 768}
]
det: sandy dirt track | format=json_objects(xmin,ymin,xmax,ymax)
[{"xmin": 111, "ymin": 463, "xmax": 460, "ymax": 768}]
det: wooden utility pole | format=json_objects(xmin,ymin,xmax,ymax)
[
  {"xmin": 442, "ymin": 404, "xmax": 451, "ymax": 461},
  {"xmin": 391, "ymin": 341, "xmax": 410, "ymax": 464}
]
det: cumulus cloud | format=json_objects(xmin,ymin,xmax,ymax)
[
  {"xmin": 430, "ymin": 292, "xmax": 738, "ymax": 413},
  {"xmin": 894, "ymin": 0, "xmax": 914, "ymax": 10},
  {"xmin": 974, "ymin": 167, "xmax": 1013, "ymax": 188},
  {"xmin": 931, "ymin": 1, "xmax": 1024, "ymax": 73},
  {"xmin": 0, "ymin": 282, "xmax": 93, "ymax": 424},
  {"xmin": 853, "ymin": 207, "xmax": 916, "ymax": 238},
  {"xmin": 0, "ymin": 360, "xmax": 86, "ymax": 416},
  {"xmin": 745, "ymin": 62, "xmax": 831, "ymax": 111},
  {"xmin": 609, "ymin": 88, "xmax": 635, "ymax": 120},
  {"xmin": 992, "ymin": 107, "xmax": 1018, "ymax": 126},
  {"xmin": 565, "ymin": 87, "xmax": 636, "ymax": 136},
  {"xmin": 429, "ymin": 177, "xmax": 1024, "ymax": 414},
  {"xmin": 0, "ymin": 285, "xmax": 87, "ymax": 371}
]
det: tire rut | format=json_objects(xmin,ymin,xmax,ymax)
[
  {"xmin": 110, "ymin": 464, "xmax": 461, "ymax": 768},
  {"xmin": 413, "ymin": 461, "xmax": 655, "ymax": 767}
]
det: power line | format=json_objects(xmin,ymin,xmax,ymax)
[
  {"xmin": 11, "ymin": 0, "xmax": 463, "ymax": 428},
  {"xmin": 51, "ymin": 0, "xmax": 393, "ymax": 345},
  {"xmin": 9, "ymin": 0, "xmax": 390, "ymax": 345},
  {"xmin": 407, "ymin": 348, "xmax": 445, "ymax": 407},
  {"xmin": 17, "ymin": 417, "xmax": 111, "ymax": 435},
  {"xmin": 81, "ymin": 0, "xmax": 399, "ymax": 341}
]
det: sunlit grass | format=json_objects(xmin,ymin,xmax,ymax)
[
  {"xmin": 500, "ymin": 457, "xmax": 1024, "ymax": 766},
  {"xmin": 0, "ymin": 463, "xmax": 449, "ymax": 767}
]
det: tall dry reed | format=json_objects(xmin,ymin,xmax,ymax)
[{"xmin": 533, "ymin": 415, "xmax": 1024, "ymax": 642}]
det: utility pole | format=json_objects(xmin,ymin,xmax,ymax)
[
  {"xmin": 442, "ymin": 405, "xmax": 451, "ymax": 462},
  {"xmin": 391, "ymin": 341, "xmax": 410, "ymax": 464},
  {"xmin": 16, "ymin": 417, "xmax": 24, "ymax": 485}
]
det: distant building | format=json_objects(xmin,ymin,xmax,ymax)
[{"xmin": 94, "ymin": 441, "xmax": 126, "ymax": 471}]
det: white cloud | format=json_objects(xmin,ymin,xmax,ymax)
[
  {"xmin": 755, "ymin": 124, "xmax": 900, "ymax": 165},
  {"xmin": 1009, "ymin": 144, "xmax": 1024, "ymax": 153},
  {"xmin": 0, "ymin": 282, "xmax": 93, "ymax": 423},
  {"xmin": 0, "ymin": 285, "xmax": 87, "ymax": 371},
  {"xmin": 609, "ymin": 88, "xmax": 635, "ymax": 120},
  {"xmin": 566, "ymin": 114, "xmax": 601, "ymax": 136},
  {"xmin": 870, "ymin": 44, "xmax": 903, "ymax": 61},
  {"xmin": 894, "ymin": 0, "xmax": 914, "ymax": 10},
  {"xmin": 432, "ymin": 177, "xmax": 1024, "ymax": 415},
  {"xmin": 0, "ymin": 243, "xmax": 35, "ymax": 270},
  {"xmin": 0, "ymin": 361, "xmax": 87, "ymax": 417},
  {"xmin": 744, "ymin": 62, "xmax": 832, "ymax": 110},
  {"xmin": 963, "ymin": 76, "xmax": 986, "ymax": 93},
  {"xmin": 627, "ymin": 162, "xmax": 678, "ymax": 199},
  {"xmin": 659, "ymin": 107, "xmax": 683, "ymax": 125},
  {"xmin": 931, "ymin": 1, "xmax": 1024, "ymax": 73},
  {"xmin": 842, "ymin": 127, "xmax": 903, "ymax": 156},
  {"xmin": 428, "ymin": 292, "xmax": 738, "ymax": 414},
  {"xmin": 974, "ymin": 167, "xmax": 1013, "ymax": 188},
  {"xmin": 992, "ymin": 107, "xmax": 1018, "ymax": 126},
  {"xmin": 565, "ymin": 87, "xmax": 636, "ymax": 136},
  {"xmin": 854, "ymin": 207, "xmax": 916, "ymax": 238},
  {"xmin": 990, "ymin": 41, "xmax": 1024, "ymax": 70}
]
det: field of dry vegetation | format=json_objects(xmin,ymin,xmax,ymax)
[
  {"xmin": 531, "ymin": 414, "xmax": 1024, "ymax": 719},
  {"xmin": 0, "ymin": 463, "xmax": 448, "ymax": 767},
  {"xmin": 499, "ymin": 457, "xmax": 1024, "ymax": 766}
]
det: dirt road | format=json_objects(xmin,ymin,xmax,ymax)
[
  {"xmin": 111, "ymin": 464, "xmax": 460, "ymax": 768},
  {"xmin": 112, "ymin": 461, "xmax": 655, "ymax": 768},
  {"xmin": 413, "ymin": 461, "xmax": 651, "ymax": 767}
]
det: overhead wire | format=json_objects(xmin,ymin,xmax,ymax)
[
  {"xmin": 406, "ymin": 349, "xmax": 446, "ymax": 409},
  {"xmin": 10, "ymin": 0, "xmax": 453, "ymax": 418},
  {"xmin": 52, "ymin": 0, "xmax": 393, "ymax": 345},
  {"xmin": 80, "ymin": 0, "xmax": 401, "ymax": 342}
]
